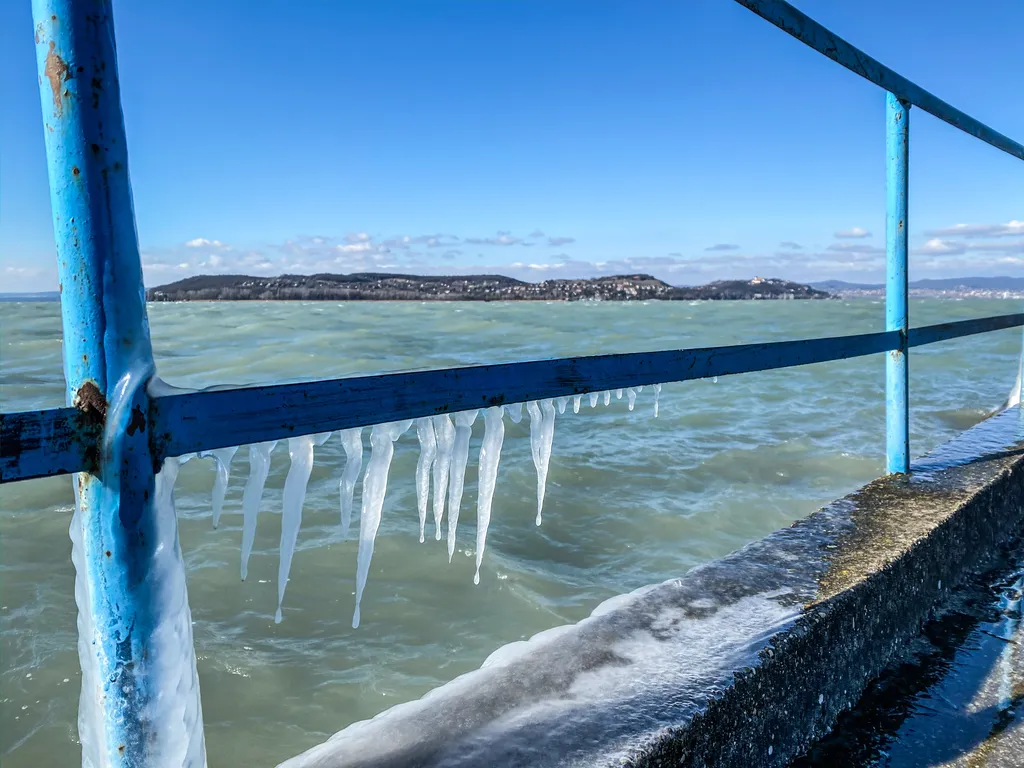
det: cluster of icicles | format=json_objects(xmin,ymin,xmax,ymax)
[{"xmin": 175, "ymin": 384, "xmax": 663, "ymax": 628}]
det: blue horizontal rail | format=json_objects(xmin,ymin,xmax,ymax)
[
  {"xmin": 4, "ymin": 313, "xmax": 1022, "ymax": 485},
  {"xmin": 735, "ymin": 0, "xmax": 1024, "ymax": 161}
]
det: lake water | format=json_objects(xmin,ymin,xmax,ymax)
[{"xmin": 1, "ymin": 298, "xmax": 1020, "ymax": 766}]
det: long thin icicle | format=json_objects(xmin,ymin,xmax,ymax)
[
  {"xmin": 431, "ymin": 414, "xmax": 455, "ymax": 540},
  {"xmin": 474, "ymin": 406, "xmax": 505, "ymax": 585},
  {"xmin": 447, "ymin": 409, "xmax": 479, "ymax": 562},
  {"xmin": 603, "ymin": 390, "xmax": 611, "ymax": 406},
  {"xmin": 338, "ymin": 428, "xmax": 363, "ymax": 539},
  {"xmin": 353, "ymin": 420, "xmax": 412, "ymax": 628},
  {"xmin": 653, "ymin": 382, "xmax": 662, "ymax": 418},
  {"xmin": 414, "ymin": 418, "xmax": 437, "ymax": 543},
  {"xmin": 275, "ymin": 435, "xmax": 318, "ymax": 624},
  {"xmin": 209, "ymin": 445, "xmax": 239, "ymax": 528},
  {"xmin": 528, "ymin": 399, "xmax": 557, "ymax": 525},
  {"xmin": 572, "ymin": 395, "xmax": 581, "ymax": 414},
  {"xmin": 240, "ymin": 440, "xmax": 276, "ymax": 581},
  {"xmin": 627, "ymin": 388, "xmax": 637, "ymax": 411}
]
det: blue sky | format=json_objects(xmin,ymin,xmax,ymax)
[{"xmin": 1, "ymin": 0, "xmax": 1021, "ymax": 292}]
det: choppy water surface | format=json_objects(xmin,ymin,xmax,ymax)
[{"xmin": 0, "ymin": 298, "xmax": 1020, "ymax": 766}]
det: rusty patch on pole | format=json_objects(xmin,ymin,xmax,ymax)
[
  {"xmin": 74, "ymin": 381, "xmax": 108, "ymax": 425},
  {"xmin": 44, "ymin": 40, "xmax": 70, "ymax": 116}
]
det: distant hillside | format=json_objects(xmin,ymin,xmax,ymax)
[
  {"xmin": 147, "ymin": 273, "xmax": 833, "ymax": 302},
  {"xmin": 813, "ymin": 276, "xmax": 1024, "ymax": 296},
  {"xmin": 0, "ymin": 292, "xmax": 60, "ymax": 302}
]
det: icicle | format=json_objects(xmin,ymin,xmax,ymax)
[
  {"xmin": 572, "ymin": 394, "xmax": 582, "ymax": 414},
  {"xmin": 275, "ymin": 435, "xmax": 317, "ymax": 624},
  {"xmin": 615, "ymin": 389, "xmax": 623, "ymax": 399},
  {"xmin": 240, "ymin": 440, "xmax": 276, "ymax": 581},
  {"xmin": 338, "ymin": 429, "xmax": 363, "ymax": 539},
  {"xmin": 627, "ymin": 388, "xmax": 637, "ymax": 411},
  {"xmin": 636, "ymin": 385, "xmax": 644, "ymax": 393},
  {"xmin": 208, "ymin": 446, "xmax": 239, "ymax": 528},
  {"xmin": 474, "ymin": 407, "xmax": 505, "ymax": 585},
  {"xmin": 603, "ymin": 390, "xmax": 611, "ymax": 406},
  {"xmin": 556, "ymin": 396, "xmax": 569, "ymax": 414},
  {"xmin": 414, "ymin": 418, "xmax": 437, "ymax": 543},
  {"xmin": 431, "ymin": 414, "xmax": 455, "ymax": 540},
  {"xmin": 447, "ymin": 409, "xmax": 479, "ymax": 562},
  {"xmin": 653, "ymin": 382, "xmax": 662, "ymax": 418},
  {"xmin": 528, "ymin": 399, "xmax": 557, "ymax": 526},
  {"xmin": 505, "ymin": 401, "xmax": 524, "ymax": 423},
  {"xmin": 589, "ymin": 392, "xmax": 599, "ymax": 408},
  {"xmin": 352, "ymin": 421, "xmax": 411, "ymax": 628},
  {"xmin": 713, "ymin": 376, "xmax": 718, "ymax": 384}
]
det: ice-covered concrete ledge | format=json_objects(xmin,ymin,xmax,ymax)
[{"xmin": 281, "ymin": 407, "xmax": 1024, "ymax": 768}]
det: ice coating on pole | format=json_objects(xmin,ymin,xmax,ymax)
[
  {"xmin": 240, "ymin": 440, "xmax": 276, "ymax": 581},
  {"xmin": 474, "ymin": 407, "xmax": 505, "ymax": 585},
  {"xmin": 414, "ymin": 418, "xmax": 438, "ymax": 543},
  {"xmin": 209, "ymin": 445, "xmax": 239, "ymax": 528},
  {"xmin": 149, "ymin": 456, "xmax": 207, "ymax": 766},
  {"xmin": 338, "ymin": 428, "xmax": 363, "ymax": 540},
  {"xmin": 276, "ymin": 435, "xmax": 316, "ymax": 624},
  {"xmin": 556, "ymin": 396, "xmax": 568, "ymax": 414},
  {"xmin": 447, "ymin": 410, "xmax": 479, "ymax": 562},
  {"xmin": 654, "ymin": 382, "xmax": 662, "ymax": 418},
  {"xmin": 505, "ymin": 402, "xmax": 524, "ymax": 423},
  {"xmin": 431, "ymin": 414, "xmax": 455, "ymax": 540},
  {"xmin": 353, "ymin": 421, "xmax": 412, "ymax": 629},
  {"xmin": 627, "ymin": 388, "xmax": 637, "ymax": 411},
  {"xmin": 528, "ymin": 400, "xmax": 557, "ymax": 526},
  {"xmin": 572, "ymin": 395, "xmax": 582, "ymax": 414},
  {"xmin": 589, "ymin": 392, "xmax": 599, "ymax": 408}
]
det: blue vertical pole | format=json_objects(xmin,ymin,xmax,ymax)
[
  {"xmin": 32, "ymin": 2, "xmax": 204, "ymax": 765},
  {"xmin": 886, "ymin": 92, "xmax": 910, "ymax": 474}
]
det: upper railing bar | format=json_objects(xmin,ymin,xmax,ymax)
[
  {"xmin": 907, "ymin": 313, "xmax": 1024, "ymax": 348},
  {"xmin": 4, "ymin": 313, "xmax": 1022, "ymax": 485},
  {"xmin": 734, "ymin": 0, "xmax": 1024, "ymax": 162},
  {"xmin": 151, "ymin": 329, "xmax": 899, "ymax": 462}
]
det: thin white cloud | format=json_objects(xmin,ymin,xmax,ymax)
[
  {"xmin": 184, "ymin": 237, "xmax": 229, "ymax": 249},
  {"xmin": 925, "ymin": 220, "xmax": 1023, "ymax": 238},
  {"xmin": 914, "ymin": 238, "xmax": 966, "ymax": 256},
  {"xmin": 834, "ymin": 227, "xmax": 871, "ymax": 239},
  {"xmin": 704, "ymin": 243, "xmax": 739, "ymax": 252}
]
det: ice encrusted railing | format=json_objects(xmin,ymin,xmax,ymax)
[{"xmin": 168, "ymin": 385, "xmax": 663, "ymax": 628}]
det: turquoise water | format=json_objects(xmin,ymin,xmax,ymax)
[{"xmin": 0, "ymin": 298, "xmax": 1020, "ymax": 766}]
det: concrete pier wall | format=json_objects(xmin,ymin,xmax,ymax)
[{"xmin": 282, "ymin": 407, "xmax": 1024, "ymax": 768}]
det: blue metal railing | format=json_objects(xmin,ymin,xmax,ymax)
[{"xmin": 3, "ymin": 0, "xmax": 1022, "ymax": 764}]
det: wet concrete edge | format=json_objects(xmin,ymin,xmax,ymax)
[{"xmin": 632, "ymin": 409, "xmax": 1024, "ymax": 767}]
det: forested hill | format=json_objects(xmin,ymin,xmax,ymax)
[{"xmin": 147, "ymin": 273, "xmax": 833, "ymax": 302}]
